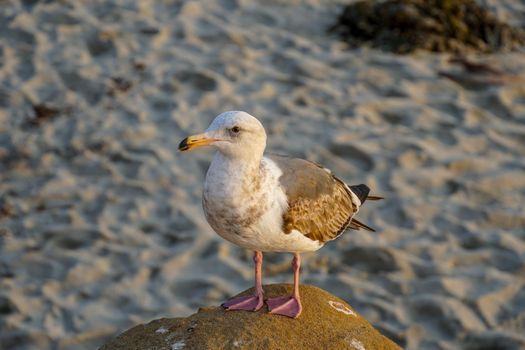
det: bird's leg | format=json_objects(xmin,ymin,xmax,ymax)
[
  {"xmin": 222, "ymin": 251, "xmax": 264, "ymax": 311},
  {"xmin": 267, "ymin": 253, "xmax": 302, "ymax": 318}
]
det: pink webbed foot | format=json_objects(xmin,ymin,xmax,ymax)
[
  {"xmin": 267, "ymin": 295, "xmax": 302, "ymax": 318},
  {"xmin": 222, "ymin": 294, "xmax": 264, "ymax": 312}
]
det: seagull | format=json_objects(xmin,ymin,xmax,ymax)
[{"xmin": 178, "ymin": 111, "xmax": 381, "ymax": 318}]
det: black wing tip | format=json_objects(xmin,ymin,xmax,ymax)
[
  {"xmin": 350, "ymin": 184, "xmax": 370, "ymax": 203},
  {"xmin": 349, "ymin": 218, "xmax": 376, "ymax": 232}
]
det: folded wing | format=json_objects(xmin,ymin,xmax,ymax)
[{"xmin": 268, "ymin": 155, "xmax": 369, "ymax": 244}]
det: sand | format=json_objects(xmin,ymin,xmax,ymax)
[{"xmin": 0, "ymin": 0, "xmax": 524, "ymax": 349}]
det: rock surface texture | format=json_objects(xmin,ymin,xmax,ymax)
[
  {"xmin": 332, "ymin": 0, "xmax": 525, "ymax": 53},
  {"xmin": 99, "ymin": 284, "xmax": 401, "ymax": 350}
]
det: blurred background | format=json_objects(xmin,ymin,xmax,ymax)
[{"xmin": 0, "ymin": 0, "xmax": 524, "ymax": 349}]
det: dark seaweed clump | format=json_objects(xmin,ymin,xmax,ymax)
[{"xmin": 331, "ymin": 0, "xmax": 525, "ymax": 53}]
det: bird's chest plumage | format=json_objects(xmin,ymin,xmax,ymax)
[
  {"xmin": 203, "ymin": 187, "xmax": 260, "ymax": 236},
  {"xmin": 202, "ymin": 156, "xmax": 270, "ymax": 242}
]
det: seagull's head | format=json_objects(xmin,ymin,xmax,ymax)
[{"xmin": 178, "ymin": 111, "xmax": 267, "ymax": 159}]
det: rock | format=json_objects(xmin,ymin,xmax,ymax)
[
  {"xmin": 330, "ymin": 0, "xmax": 525, "ymax": 54},
  {"xmin": 99, "ymin": 284, "xmax": 402, "ymax": 350}
]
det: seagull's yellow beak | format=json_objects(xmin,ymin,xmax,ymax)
[{"xmin": 178, "ymin": 133, "xmax": 216, "ymax": 152}]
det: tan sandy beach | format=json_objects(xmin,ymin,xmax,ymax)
[{"xmin": 1, "ymin": 0, "xmax": 525, "ymax": 349}]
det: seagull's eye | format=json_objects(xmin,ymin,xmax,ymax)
[{"xmin": 231, "ymin": 126, "xmax": 240, "ymax": 133}]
